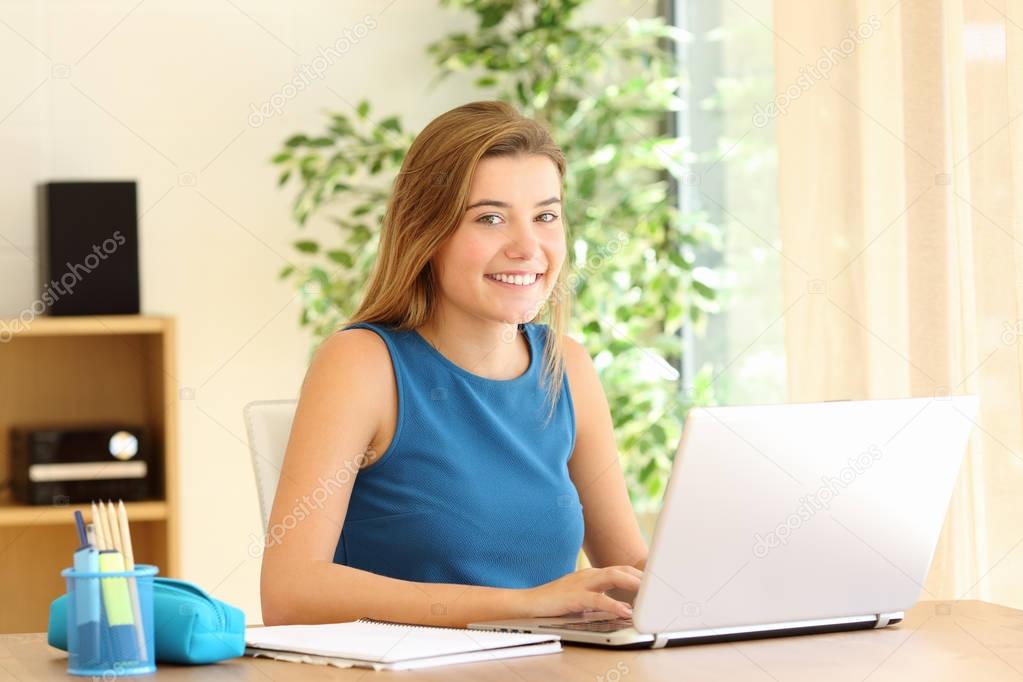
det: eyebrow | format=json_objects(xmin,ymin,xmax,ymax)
[{"xmin": 465, "ymin": 197, "xmax": 561, "ymax": 211}]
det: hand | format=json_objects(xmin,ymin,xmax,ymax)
[{"xmin": 517, "ymin": 566, "xmax": 642, "ymax": 619}]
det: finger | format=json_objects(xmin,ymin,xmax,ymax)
[
  {"xmin": 589, "ymin": 564, "xmax": 643, "ymax": 578},
  {"xmin": 589, "ymin": 592, "xmax": 633, "ymax": 619},
  {"xmin": 615, "ymin": 564, "xmax": 644, "ymax": 579},
  {"xmin": 588, "ymin": 569, "xmax": 642, "ymax": 593}
]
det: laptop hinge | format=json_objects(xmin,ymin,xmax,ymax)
[
  {"xmin": 652, "ymin": 632, "xmax": 672, "ymax": 648},
  {"xmin": 874, "ymin": 613, "xmax": 891, "ymax": 628}
]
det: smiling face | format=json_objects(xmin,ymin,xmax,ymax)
[{"xmin": 430, "ymin": 153, "xmax": 566, "ymax": 326}]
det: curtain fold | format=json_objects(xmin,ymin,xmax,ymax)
[{"xmin": 774, "ymin": 0, "xmax": 1023, "ymax": 605}]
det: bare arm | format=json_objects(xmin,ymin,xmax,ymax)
[
  {"xmin": 563, "ymin": 335, "xmax": 649, "ymax": 572},
  {"xmin": 260, "ymin": 329, "xmax": 640, "ymax": 627},
  {"xmin": 263, "ymin": 559, "xmax": 527, "ymax": 627},
  {"xmin": 260, "ymin": 329, "xmax": 528, "ymax": 627}
]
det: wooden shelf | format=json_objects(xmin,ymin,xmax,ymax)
[
  {"xmin": 0, "ymin": 315, "xmax": 170, "ymax": 338},
  {"xmin": 0, "ymin": 497, "xmax": 168, "ymax": 527},
  {"xmin": 0, "ymin": 314, "xmax": 178, "ymax": 633}
]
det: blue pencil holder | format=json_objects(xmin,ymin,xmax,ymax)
[{"xmin": 61, "ymin": 564, "xmax": 158, "ymax": 676}]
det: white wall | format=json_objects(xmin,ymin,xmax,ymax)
[{"xmin": 0, "ymin": 0, "xmax": 653, "ymax": 623}]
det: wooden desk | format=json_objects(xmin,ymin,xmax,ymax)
[{"xmin": 2, "ymin": 601, "xmax": 1023, "ymax": 681}]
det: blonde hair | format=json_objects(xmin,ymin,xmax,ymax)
[{"xmin": 346, "ymin": 100, "xmax": 571, "ymax": 423}]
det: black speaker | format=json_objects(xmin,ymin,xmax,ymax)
[{"xmin": 37, "ymin": 181, "xmax": 140, "ymax": 316}]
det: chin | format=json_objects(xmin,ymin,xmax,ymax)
[{"xmin": 495, "ymin": 311, "xmax": 533, "ymax": 326}]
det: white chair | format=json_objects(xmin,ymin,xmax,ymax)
[{"xmin": 243, "ymin": 399, "xmax": 297, "ymax": 532}]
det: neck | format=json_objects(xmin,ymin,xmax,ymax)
[{"xmin": 418, "ymin": 307, "xmax": 527, "ymax": 380}]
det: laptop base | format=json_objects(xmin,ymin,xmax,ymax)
[{"xmin": 469, "ymin": 612, "xmax": 903, "ymax": 649}]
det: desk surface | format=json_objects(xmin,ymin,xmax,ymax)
[{"xmin": 3, "ymin": 601, "xmax": 1023, "ymax": 681}]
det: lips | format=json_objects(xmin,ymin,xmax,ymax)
[{"xmin": 485, "ymin": 272, "xmax": 543, "ymax": 288}]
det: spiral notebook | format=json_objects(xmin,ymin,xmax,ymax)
[{"xmin": 245, "ymin": 619, "xmax": 561, "ymax": 671}]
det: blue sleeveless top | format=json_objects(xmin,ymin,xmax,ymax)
[{"xmin": 332, "ymin": 321, "xmax": 584, "ymax": 589}]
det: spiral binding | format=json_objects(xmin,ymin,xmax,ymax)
[{"xmin": 354, "ymin": 618, "xmax": 508, "ymax": 635}]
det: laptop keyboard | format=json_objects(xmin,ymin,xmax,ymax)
[{"xmin": 546, "ymin": 618, "xmax": 634, "ymax": 632}]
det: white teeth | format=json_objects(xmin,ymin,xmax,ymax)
[{"xmin": 487, "ymin": 272, "xmax": 539, "ymax": 286}]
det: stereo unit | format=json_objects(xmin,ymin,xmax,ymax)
[
  {"xmin": 10, "ymin": 426, "xmax": 157, "ymax": 505},
  {"xmin": 37, "ymin": 181, "xmax": 141, "ymax": 316}
]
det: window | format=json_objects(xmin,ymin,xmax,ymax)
[{"xmin": 674, "ymin": 0, "xmax": 786, "ymax": 406}]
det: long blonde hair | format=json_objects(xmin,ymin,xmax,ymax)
[{"xmin": 346, "ymin": 100, "xmax": 572, "ymax": 423}]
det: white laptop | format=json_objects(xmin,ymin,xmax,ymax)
[{"xmin": 469, "ymin": 395, "xmax": 979, "ymax": 648}]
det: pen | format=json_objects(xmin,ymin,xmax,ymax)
[
  {"xmin": 72, "ymin": 510, "xmax": 101, "ymax": 666},
  {"xmin": 98, "ymin": 549, "xmax": 140, "ymax": 663}
]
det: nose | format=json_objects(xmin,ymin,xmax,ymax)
[{"xmin": 503, "ymin": 219, "xmax": 542, "ymax": 261}]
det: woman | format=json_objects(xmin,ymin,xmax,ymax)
[{"xmin": 261, "ymin": 100, "xmax": 648, "ymax": 627}]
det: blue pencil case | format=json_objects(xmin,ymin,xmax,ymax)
[{"xmin": 48, "ymin": 577, "xmax": 245, "ymax": 665}]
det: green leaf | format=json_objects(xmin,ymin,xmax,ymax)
[
  {"xmin": 351, "ymin": 224, "xmax": 372, "ymax": 244},
  {"xmin": 329, "ymin": 115, "xmax": 353, "ymax": 133},
  {"xmin": 327, "ymin": 250, "xmax": 353, "ymax": 267},
  {"xmin": 379, "ymin": 116, "xmax": 402, "ymax": 133},
  {"xmin": 479, "ymin": 4, "xmax": 510, "ymax": 28},
  {"xmin": 293, "ymin": 240, "xmax": 319, "ymax": 253},
  {"xmin": 649, "ymin": 423, "xmax": 667, "ymax": 444},
  {"xmin": 356, "ymin": 100, "xmax": 370, "ymax": 119},
  {"xmin": 271, "ymin": 151, "xmax": 292, "ymax": 164},
  {"xmin": 284, "ymin": 134, "xmax": 308, "ymax": 148},
  {"xmin": 639, "ymin": 458, "xmax": 658, "ymax": 482},
  {"xmin": 278, "ymin": 264, "xmax": 295, "ymax": 279},
  {"xmin": 692, "ymin": 280, "xmax": 715, "ymax": 300}
]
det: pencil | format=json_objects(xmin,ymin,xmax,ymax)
[
  {"xmin": 116, "ymin": 501, "xmax": 136, "ymax": 570},
  {"xmin": 106, "ymin": 500, "xmax": 123, "ymax": 554},
  {"xmin": 100, "ymin": 501, "xmax": 117, "ymax": 554},
  {"xmin": 91, "ymin": 501, "xmax": 106, "ymax": 550},
  {"xmin": 118, "ymin": 499, "xmax": 148, "ymax": 662}
]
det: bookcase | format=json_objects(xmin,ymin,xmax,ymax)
[{"xmin": 0, "ymin": 315, "xmax": 179, "ymax": 633}]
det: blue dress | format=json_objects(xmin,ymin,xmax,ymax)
[{"xmin": 332, "ymin": 321, "xmax": 584, "ymax": 588}]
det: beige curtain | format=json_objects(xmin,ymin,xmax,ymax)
[{"xmin": 774, "ymin": 0, "xmax": 1023, "ymax": 606}]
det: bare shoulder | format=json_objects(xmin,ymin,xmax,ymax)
[
  {"xmin": 301, "ymin": 328, "xmax": 393, "ymax": 416},
  {"xmin": 311, "ymin": 326, "xmax": 397, "ymax": 399},
  {"xmin": 558, "ymin": 332, "xmax": 613, "ymax": 460},
  {"xmin": 302, "ymin": 327, "xmax": 398, "ymax": 468},
  {"xmin": 559, "ymin": 333, "xmax": 603, "ymax": 406},
  {"xmin": 559, "ymin": 333, "xmax": 593, "ymax": 379},
  {"xmin": 313, "ymin": 327, "xmax": 391, "ymax": 371}
]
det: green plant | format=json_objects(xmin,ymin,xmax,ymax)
[{"xmin": 272, "ymin": 0, "xmax": 721, "ymax": 512}]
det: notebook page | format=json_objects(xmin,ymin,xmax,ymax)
[
  {"xmin": 247, "ymin": 640, "xmax": 562, "ymax": 671},
  {"xmin": 245, "ymin": 619, "xmax": 559, "ymax": 664}
]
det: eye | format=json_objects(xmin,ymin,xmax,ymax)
[
  {"xmin": 477, "ymin": 214, "xmax": 502, "ymax": 226},
  {"xmin": 475, "ymin": 212, "xmax": 559, "ymax": 226}
]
